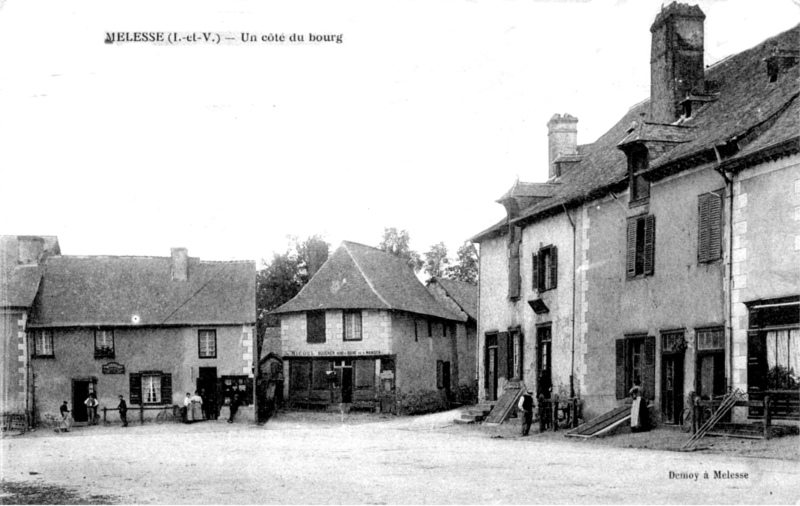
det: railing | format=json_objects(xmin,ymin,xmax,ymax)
[
  {"xmin": 101, "ymin": 404, "xmax": 180, "ymax": 425},
  {"xmin": 537, "ymin": 397, "xmax": 581, "ymax": 432}
]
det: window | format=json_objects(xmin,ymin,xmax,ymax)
[
  {"xmin": 511, "ymin": 331, "xmax": 524, "ymax": 380},
  {"xmin": 94, "ymin": 330, "xmax": 115, "ymax": 359},
  {"xmin": 33, "ymin": 330, "xmax": 54, "ymax": 357},
  {"xmin": 427, "ymin": 320, "xmax": 433, "ymax": 338},
  {"xmin": 626, "ymin": 214, "xmax": 656, "ymax": 278},
  {"xmin": 436, "ymin": 360, "xmax": 450, "ymax": 390},
  {"xmin": 198, "ymin": 329, "xmax": 217, "ymax": 358},
  {"xmin": 628, "ymin": 144, "xmax": 650, "ymax": 204},
  {"xmin": 312, "ymin": 360, "xmax": 333, "ymax": 389},
  {"xmin": 355, "ymin": 359, "xmax": 375, "ymax": 389},
  {"xmin": 616, "ymin": 335, "xmax": 655, "ymax": 399},
  {"xmin": 508, "ymin": 226, "xmax": 521, "ymax": 299},
  {"xmin": 129, "ymin": 371, "xmax": 172, "ymax": 405},
  {"xmin": 290, "ymin": 360, "xmax": 311, "ymax": 391},
  {"xmin": 343, "ymin": 310, "xmax": 362, "ymax": 341},
  {"xmin": 698, "ymin": 191, "xmax": 723, "ymax": 263},
  {"xmin": 307, "ymin": 310, "xmax": 326, "ymax": 343},
  {"xmin": 696, "ymin": 327, "xmax": 726, "ymax": 399},
  {"xmin": 532, "ymin": 245, "xmax": 558, "ymax": 292},
  {"xmin": 221, "ymin": 376, "xmax": 252, "ymax": 406}
]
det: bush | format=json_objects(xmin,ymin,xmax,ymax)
[
  {"xmin": 396, "ymin": 389, "xmax": 448, "ymax": 415},
  {"xmin": 457, "ymin": 382, "xmax": 478, "ymax": 405}
]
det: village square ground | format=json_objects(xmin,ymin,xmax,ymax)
[{"xmin": 1, "ymin": 409, "xmax": 798, "ymax": 504}]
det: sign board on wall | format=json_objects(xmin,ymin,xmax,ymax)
[
  {"xmin": 102, "ymin": 362, "xmax": 125, "ymax": 374},
  {"xmin": 283, "ymin": 350, "xmax": 385, "ymax": 357}
]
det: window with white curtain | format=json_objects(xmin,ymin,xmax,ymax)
[
  {"xmin": 765, "ymin": 329, "xmax": 799, "ymax": 389},
  {"xmin": 142, "ymin": 374, "xmax": 162, "ymax": 404}
]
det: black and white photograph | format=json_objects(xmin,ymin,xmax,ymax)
[{"xmin": 1, "ymin": 0, "xmax": 798, "ymax": 503}]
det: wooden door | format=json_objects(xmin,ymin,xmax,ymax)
[
  {"xmin": 537, "ymin": 326, "xmax": 552, "ymax": 398},
  {"xmin": 197, "ymin": 367, "xmax": 218, "ymax": 419},
  {"xmin": 71, "ymin": 380, "xmax": 90, "ymax": 423},
  {"xmin": 661, "ymin": 355, "xmax": 683, "ymax": 424},
  {"xmin": 341, "ymin": 368, "xmax": 353, "ymax": 403},
  {"xmin": 487, "ymin": 347, "xmax": 498, "ymax": 401}
]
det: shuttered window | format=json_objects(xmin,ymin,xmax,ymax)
[
  {"xmin": 130, "ymin": 371, "xmax": 171, "ymax": 405},
  {"xmin": 698, "ymin": 191, "xmax": 723, "ymax": 263},
  {"xmin": 626, "ymin": 215, "xmax": 655, "ymax": 278},
  {"xmin": 533, "ymin": 245, "xmax": 558, "ymax": 292},
  {"xmin": 615, "ymin": 336, "xmax": 655, "ymax": 399},
  {"xmin": 307, "ymin": 310, "xmax": 326, "ymax": 343},
  {"xmin": 290, "ymin": 360, "xmax": 311, "ymax": 391},
  {"xmin": 355, "ymin": 359, "xmax": 375, "ymax": 389}
]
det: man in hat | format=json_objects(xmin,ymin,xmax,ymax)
[{"xmin": 517, "ymin": 389, "xmax": 535, "ymax": 437}]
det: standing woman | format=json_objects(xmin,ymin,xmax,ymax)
[
  {"xmin": 630, "ymin": 386, "xmax": 649, "ymax": 432},
  {"xmin": 190, "ymin": 391, "xmax": 204, "ymax": 422}
]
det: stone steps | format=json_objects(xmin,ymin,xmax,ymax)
[{"xmin": 454, "ymin": 402, "xmax": 497, "ymax": 424}]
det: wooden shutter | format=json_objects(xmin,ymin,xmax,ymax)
[
  {"xmin": 626, "ymin": 220, "xmax": 637, "ymax": 278},
  {"xmin": 643, "ymin": 336, "xmax": 656, "ymax": 400},
  {"xmin": 307, "ymin": 310, "xmax": 326, "ymax": 343},
  {"xmin": 507, "ymin": 334, "xmax": 515, "ymax": 379},
  {"xmin": 498, "ymin": 332, "xmax": 509, "ymax": 379},
  {"xmin": 532, "ymin": 253, "xmax": 539, "ymax": 291},
  {"xmin": 161, "ymin": 373, "xmax": 172, "ymax": 405},
  {"xmin": 518, "ymin": 333, "xmax": 524, "ymax": 381},
  {"xmin": 643, "ymin": 215, "xmax": 656, "ymax": 276},
  {"xmin": 698, "ymin": 193, "xmax": 711, "ymax": 262},
  {"xmin": 708, "ymin": 192, "xmax": 722, "ymax": 261},
  {"xmin": 549, "ymin": 246, "xmax": 558, "ymax": 290},
  {"xmin": 129, "ymin": 372, "xmax": 142, "ymax": 405},
  {"xmin": 436, "ymin": 360, "xmax": 443, "ymax": 389},
  {"xmin": 508, "ymin": 237, "xmax": 521, "ymax": 299},
  {"xmin": 747, "ymin": 331, "xmax": 765, "ymax": 393},
  {"xmin": 615, "ymin": 339, "xmax": 626, "ymax": 400}
]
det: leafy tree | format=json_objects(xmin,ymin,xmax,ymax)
[
  {"xmin": 377, "ymin": 227, "xmax": 423, "ymax": 272},
  {"xmin": 444, "ymin": 241, "xmax": 479, "ymax": 284},
  {"xmin": 423, "ymin": 242, "xmax": 450, "ymax": 281}
]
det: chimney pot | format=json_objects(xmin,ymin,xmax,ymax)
[
  {"xmin": 547, "ymin": 113, "xmax": 578, "ymax": 179},
  {"xmin": 171, "ymin": 247, "xmax": 189, "ymax": 281}
]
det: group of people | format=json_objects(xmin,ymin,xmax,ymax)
[
  {"xmin": 57, "ymin": 393, "xmax": 128, "ymax": 432},
  {"xmin": 183, "ymin": 390, "xmax": 242, "ymax": 423}
]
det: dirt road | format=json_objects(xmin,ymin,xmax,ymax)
[{"xmin": 2, "ymin": 411, "xmax": 798, "ymax": 504}]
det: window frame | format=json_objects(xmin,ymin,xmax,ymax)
[
  {"xmin": 628, "ymin": 144, "xmax": 650, "ymax": 206},
  {"xmin": 94, "ymin": 329, "xmax": 115, "ymax": 359},
  {"xmin": 616, "ymin": 334, "xmax": 656, "ymax": 400},
  {"xmin": 198, "ymin": 329, "xmax": 217, "ymax": 359},
  {"xmin": 343, "ymin": 310, "xmax": 363, "ymax": 341},
  {"xmin": 532, "ymin": 245, "xmax": 558, "ymax": 292},
  {"xmin": 130, "ymin": 370, "xmax": 172, "ymax": 406},
  {"xmin": 33, "ymin": 329, "xmax": 54, "ymax": 358},
  {"xmin": 626, "ymin": 214, "xmax": 656, "ymax": 279},
  {"xmin": 306, "ymin": 310, "xmax": 326, "ymax": 344}
]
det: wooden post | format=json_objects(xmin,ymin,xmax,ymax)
[
  {"xmin": 552, "ymin": 396, "xmax": 559, "ymax": 432},
  {"xmin": 763, "ymin": 395, "xmax": 771, "ymax": 440},
  {"xmin": 692, "ymin": 396, "xmax": 699, "ymax": 434},
  {"xmin": 139, "ymin": 404, "xmax": 144, "ymax": 424},
  {"xmin": 103, "ymin": 407, "xmax": 107, "ymax": 425}
]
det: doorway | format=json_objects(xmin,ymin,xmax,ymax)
[
  {"xmin": 485, "ymin": 333, "xmax": 498, "ymax": 401},
  {"xmin": 661, "ymin": 354, "xmax": 683, "ymax": 424},
  {"xmin": 334, "ymin": 359, "xmax": 353, "ymax": 403},
  {"xmin": 71, "ymin": 379, "xmax": 94, "ymax": 423},
  {"xmin": 197, "ymin": 367, "xmax": 218, "ymax": 420},
  {"xmin": 537, "ymin": 325, "xmax": 552, "ymax": 398}
]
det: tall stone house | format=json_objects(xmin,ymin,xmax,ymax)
[
  {"xmin": 272, "ymin": 241, "xmax": 476, "ymax": 412},
  {"xmin": 471, "ymin": 3, "xmax": 799, "ymax": 425},
  {"xmin": 21, "ymin": 245, "xmax": 255, "ymax": 426}
]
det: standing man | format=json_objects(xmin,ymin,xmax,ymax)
[
  {"xmin": 57, "ymin": 401, "xmax": 71, "ymax": 433},
  {"xmin": 228, "ymin": 393, "xmax": 241, "ymax": 424},
  {"xmin": 84, "ymin": 393, "xmax": 99, "ymax": 426},
  {"xmin": 517, "ymin": 390, "xmax": 534, "ymax": 437},
  {"xmin": 118, "ymin": 395, "xmax": 128, "ymax": 427}
]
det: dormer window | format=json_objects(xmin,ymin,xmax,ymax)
[{"xmin": 628, "ymin": 144, "xmax": 650, "ymax": 206}]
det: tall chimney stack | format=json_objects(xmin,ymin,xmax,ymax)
[
  {"xmin": 17, "ymin": 236, "xmax": 45, "ymax": 265},
  {"xmin": 650, "ymin": 2, "xmax": 705, "ymax": 123},
  {"xmin": 547, "ymin": 113, "xmax": 578, "ymax": 180},
  {"xmin": 171, "ymin": 247, "xmax": 189, "ymax": 281}
]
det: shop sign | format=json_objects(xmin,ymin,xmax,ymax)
[
  {"xmin": 102, "ymin": 362, "xmax": 125, "ymax": 374},
  {"xmin": 284, "ymin": 349, "xmax": 384, "ymax": 357}
]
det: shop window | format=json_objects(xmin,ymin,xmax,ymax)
[
  {"xmin": 307, "ymin": 310, "xmax": 326, "ymax": 343},
  {"xmin": 33, "ymin": 330, "xmax": 54, "ymax": 358},
  {"xmin": 312, "ymin": 360, "xmax": 333, "ymax": 389},
  {"xmin": 616, "ymin": 335, "xmax": 655, "ymax": 399},
  {"xmin": 129, "ymin": 371, "xmax": 171, "ymax": 405},
  {"xmin": 198, "ymin": 329, "xmax": 217, "ymax": 358},
  {"xmin": 626, "ymin": 214, "xmax": 656, "ymax": 278},
  {"xmin": 221, "ymin": 375, "xmax": 252, "ymax": 406},
  {"xmin": 290, "ymin": 360, "xmax": 311, "ymax": 391},
  {"xmin": 698, "ymin": 191, "xmax": 723, "ymax": 263},
  {"xmin": 355, "ymin": 359, "xmax": 375, "ymax": 389},
  {"xmin": 532, "ymin": 245, "xmax": 558, "ymax": 292},
  {"xmin": 343, "ymin": 310, "xmax": 362, "ymax": 341},
  {"xmin": 94, "ymin": 330, "xmax": 115, "ymax": 359}
]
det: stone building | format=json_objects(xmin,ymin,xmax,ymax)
[
  {"xmin": 472, "ymin": 3, "xmax": 799, "ymax": 425},
  {"xmin": 272, "ymin": 241, "xmax": 474, "ymax": 412},
  {"xmin": 25, "ymin": 247, "xmax": 256, "ymax": 425}
]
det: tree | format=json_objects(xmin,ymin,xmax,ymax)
[
  {"xmin": 377, "ymin": 227, "xmax": 423, "ymax": 272},
  {"xmin": 423, "ymin": 242, "xmax": 450, "ymax": 281},
  {"xmin": 444, "ymin": 241, "xmax": 479, "ymax": 284}
]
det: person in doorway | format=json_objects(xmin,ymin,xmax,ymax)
[
  {"xmin": 84, "ymin": 393, "xmax": 99, "ymax": 426},
  {"xmin": 57, "ymin": 401, "xmax": 71, "ymax": 432},
  {"xmin": 228, "ymin": 393, "xmax": 241, "ymax": 423},
  {"xmin": 118, "ymin": 395, "xmax": 128, "ymax": 427},
  {"xmin": 183, "ymin": 392, "xmax": 191, "ymax": 423},
  {"xmin": 190, "ymin": 391, "xmax": 203, "ymax": 422},
  {"xmin": 517, "ymin": 390, "xmax": 534, "ymax": 436},
  {"xmin": 630, "ymin": 385, "xmax": 649, "ymax": 432}
]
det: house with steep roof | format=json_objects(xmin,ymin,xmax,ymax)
[
  {"xmin": 272, "ymin": 241, "xmax": 474, "ymax": 412},
  {"xmin": 472, "ymin": 3, "xmax": 799, "ymax": 426},
  {"xmin": 25, "ymin": 247, "xmax": 256, "ymax": 426},
  {"xmin": 1, "ymin": 235, "xmax": 61, "ymax": 428}
]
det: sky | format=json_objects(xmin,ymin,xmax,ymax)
[{"xmin": 1, "ymin": 0, "xmax": 798, "ymax": 265}]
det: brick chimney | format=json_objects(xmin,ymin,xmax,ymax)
[
  {"xmin": 17, "ymin": 236, "xmax": 45, "ymax": 265},
  {"xmin": 650, "ymin": 2, "xmax": 705, "ymax": 123},
  {"xmin": 547, "ymin": 113, "xmax": 578, "ymax": 179},
  {"xmin": 171, "ymin": 247, "xmax": 189, "ymax": 281}
]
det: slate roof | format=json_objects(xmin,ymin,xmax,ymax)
[
  {"xmin": 272, "ymin": 241, "xmax": 466, "ymax": 322},
  {"xmin": 428, "ymin": 278, "xmax": 478, "ymax": 321},
  {"xmin": 29, "ymin": 255, "xmax": 255, "ymax": 327},
  {"xmin": 472, "ymin": 24, "xmax": 799, "ymax": 242}
]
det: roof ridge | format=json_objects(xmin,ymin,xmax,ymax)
[{"xmin": 342, "ymin": 242, "xmax": 392, "ymax": 309}]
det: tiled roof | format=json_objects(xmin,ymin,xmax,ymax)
[
  {"xmin": 429, "ymin": 278, "xmax": 478, "ymax": 320},
  {"xmin": 272, "ymin": 241, "xmax": 466, "ymax": 322},
  {"xmin": 472, "ymin": 25, "xmax": 799, "ymax": 242},
  {"xmin": 29, "ymin": 255, "xmax": 255, "ymax": 327}
]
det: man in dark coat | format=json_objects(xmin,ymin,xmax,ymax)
[
  {"xmin": 228, "ymin": 393, "xmax": 241, "ymax": 423},
  {"xmin": 517, "ymin": 390, "xmax": 534, "ymax": 436},
  {"xmin": 118, "ymin": 395, "xmax": 128, "ymax": 427}
]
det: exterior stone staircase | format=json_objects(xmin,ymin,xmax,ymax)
[{"xmin": 454, "ymin": 402, "xmax": 497, "ymax": 424}]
